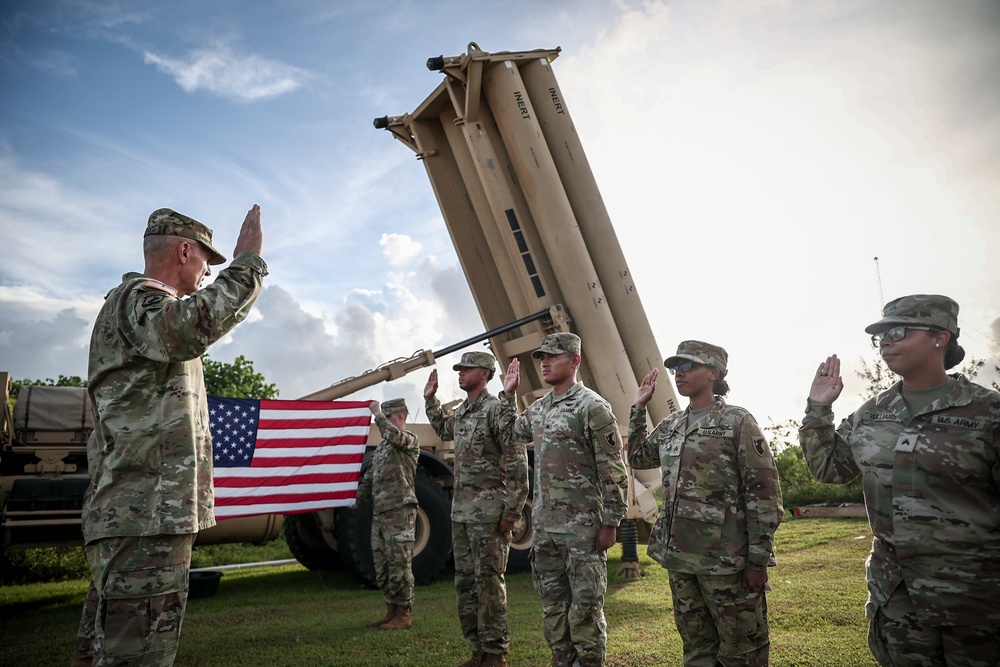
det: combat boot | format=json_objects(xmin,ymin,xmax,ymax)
[
  {"xmin": 551, "ymin": 648, "xmax": 577, "ymax": 667},
  {"xmin": 367, "ymin": 603, "xmax": 396, "ymax": 628},
  {"xmin": 481, "ymin": 653, "xmax": 507, "ymax": 667},
  {"xmin": 458, "ymin": 653, "xmax": 484, "ymax": 667},
  {"xmin": 380, "ymin": 605, "xmax": 412, "ymax": 630}
]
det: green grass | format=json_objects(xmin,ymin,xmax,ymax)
[{"xmin": 0, "ymin": 518, "xmax": 878, "ymax": 667}]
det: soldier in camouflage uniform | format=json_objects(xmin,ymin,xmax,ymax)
[
  {"xmin": 800, "ymin": 294, "xmax": 1000, "ymax": 667},
  {"xmin": 509, "ymin": 333, "xmax": 629, "ymax": 667},
  {"xmin": 424, "ymin": 351, "xmax": 529, "ymax": 667},
  {"xmin": 628, "ymin": 340, "xmax": 783, "ymax": 667},
  {"xmin": 355, "ymin": 398, "xmax": 420, "ymax": 631},
  {"xmin": 73, "ymin": 206, "xmax": 266, "ymax": 667}
]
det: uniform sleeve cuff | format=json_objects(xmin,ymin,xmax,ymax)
[{"xmin": 232, "ymin": 252, "xmax": 268, "ymax": 276}]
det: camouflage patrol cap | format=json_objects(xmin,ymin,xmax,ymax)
[
  {"xmin": 864, "ymin": 294, "xmax": 960, "ymax": 335},
  {"xmin": 664, "ymin": 340, "xmax": 728, "ymax": 376},
  {"xmin": 531, "ymin": 332, "xmax": 582, "ymax": 359},
  {"xmin": 453, "ymin": 351, "xmax": 496, "ymax": 372},
  {"xmin": 145, "ymin": 208, "xmax": 227, "ymax": 265},
  {"xmin": 381, "ymin": 398, "xmax": 408, "ymax": 416}
]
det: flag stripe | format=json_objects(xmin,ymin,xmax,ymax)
[
  {"xmin": 209, "ymin": 396, "xmax": 370, "ymax": 520},
  {"xmin": 215, "ymin": 498, "xmax": 355, "ymax": 519},
  {"xmin": 219, "ymin": 491, "xmax": 358, "ymax": 504},
  {"xmin": 247, "ymin": 444, "xmax": 367, "ymax": 458},
  {"xmin": 215, "ymin": 483, "xmax": 359, "ymax": 499},
  {"xmin": 213, "ymin": 463, "xmax": 362, "ymax": 478},
  {"xmin": 214, "ymin": 473, "xmax": 361, "ymax": 488},
  {"xmin": 247, "ymin": 455, "xmax": 364, "ymax": 468},
  {"xmin": 260, "ymin": 399, "xmax": 371, "ymax": 411},
  {"xmin": 259, "ymin": 416, "xmax": 372, "ymax": 429},
  {"xmin": 254, "ymin": 430, "xmax": 369, "ymax": 441}
]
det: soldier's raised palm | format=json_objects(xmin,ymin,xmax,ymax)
[
  {"xmin": 503, "ymin": 358, "xmax": 520, "ymax": 396},
  {"xmin": 810, "ymin": 355, "xmax": 844, "ymax": 404},
  {"xmin": 634, "ymin": 369, "xmax": 658, "ymax": 409},
  {"xmin": 424, "ymin": 369, "xmax": 438, "ymax": 398}
]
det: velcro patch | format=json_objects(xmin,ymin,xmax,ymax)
[
  {"xmin": 142, "ymin": 280, "xmax": 178, "ymax": 296},
  {"xmin": 753, "ymin": 437, "xmax": 766, "ymax": 456},
  {"xmin": 931, "ymin": 415, "xmax": 985, "ymax": 430},
  {"xmin": 697, "ymin": 427, "xmax": 733, "ymax": 438},
  {"xmin": 862, "ymin": 411, "xmax": 900, "ymax": 422}
]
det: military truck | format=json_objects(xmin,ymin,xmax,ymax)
[{"xmin": 1, "ymin": 42, "xmax": 678, "ymax": 586}]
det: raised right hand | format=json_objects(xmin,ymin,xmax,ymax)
[
  {"xmin": 634, "ymin": 368, "xmax": 658, "ymax": 409},
  {"xmin": 809, "ymin": 355, "xmax": 844, "ymax": 404},
  {"xmin": 503, "ymin": 358, "xmax": 520, "ymax": 397},
  {"xmin": 233, "ymin": 204, "xmax": 263, "ymax": 257},
  {"xmin": 423, "ymin": 369, "xmax": 439, "ymax": 399}
]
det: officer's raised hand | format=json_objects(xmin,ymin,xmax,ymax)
[{"xmin": 233, "ymin": 204, "xmax": 263, "ymax": 257}]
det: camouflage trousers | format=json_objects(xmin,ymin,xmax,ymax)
[
  {"xmin": 868, "ymin": 581, "xmax": 1000, "ymax": 667},
  {"xmin": 73, "ymin": 578, "xmax": 101, "ymax": 665},
  {"xmin": 531, "ymin": 530, "xmax": 609, "ymax": 667},
  {"xmin": 453, "ymin": 520, "xmax": 512, "ymax": 656},
  {"xmin": 668, "ymin": 570, "xmax": 770, "ymax": 667},
  {"xmin": 77, "ymin": 533, "xmax": 196, "ymax": 667},
  {"xmin": 372, "ymin": 504, "xmax": 417, "ymax": 607}
]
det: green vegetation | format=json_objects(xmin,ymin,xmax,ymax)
[
  {"xmin": 2, "ymin": 547, "xmax": 90, "ymax": 584},
  {"xmin": 762, "ymin": 419, "xmax": 864, "ymax": 509},
  {"xmin": 202, "ymin": 354, "xmax": 279, "ymax": 399},
  {"xmin": 1, "ymin": 518, "xmax": 878, "ymax": 666}
]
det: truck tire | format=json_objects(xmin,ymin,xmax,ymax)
[
  {"xmin": 335, "ymin": 468, "xmax": 452, "ymax": 588},
  {"xmin": 506, "ymin": 464, "xmax": 533, "ymax": 574},
  {"xmin": 283, "ymin": 513, "xmax": 339, "ymax": 570},
  {"xmin": 411, "ymin": 468, "xmax": 452, "ymax": 585},
  {"xmin": 333, "ymin": 499, "xmax": 376, "ymax": 588}
]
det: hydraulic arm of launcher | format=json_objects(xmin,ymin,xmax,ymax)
[{"xmin": 298, "ymin": 307, "xmax": 561, "ymax": 402}]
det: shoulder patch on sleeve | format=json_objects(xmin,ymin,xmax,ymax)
[
  {"xmin": 753, "ymin": 437, "xmax": 766, "ymax": 457},
  {"xmin": 588, "ymin": 401, "xmax": 616, "ymax": 431},
  {"xmin": 589, "ymin": 401, "xmax": 622, "ymax": 455},
  {"xmin": 141, "ymin": 280, "xmax": 178, "ymax": 297}
]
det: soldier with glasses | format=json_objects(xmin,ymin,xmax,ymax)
[
  {"xmin": 628, "ymin": 340, "xmax": 782, "ymax": 667},
  {"xmin": 800, "ymin": 294, "xmax": 1000, "ymax": 666}
]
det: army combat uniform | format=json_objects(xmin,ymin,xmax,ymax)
[
  {"xmin": 629, "ymin": 398, "xmax": 783, "ymax": 667},
  {"xmin": 512, "ymin": 334, "xmax": 629, "ymax": 667},
  {"xmin": 426, "ymin": 352, "xmax": 529, "ymax": 663},
  {"xmin": 800, "ymin": 378, "xmax": 1000, "ymax": 666},
  {"xmin": 800, "ymin": 293, "xmax": 1000, "ymax": 667},
  {"xmin": 77, "ymin": 208, "xmax": 266, "ymax": 667},
  {"xmin": 355, "ymin": 399, "xmax": 420, "ymax": 620}
]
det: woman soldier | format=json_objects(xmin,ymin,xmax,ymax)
[
  {"xmin": 800, "ymin": 294, "xmax": 1000, "ymax": 666},
  {"xmin": 628, "ymin": 340, "xmax": 783, "ymax": 667}
]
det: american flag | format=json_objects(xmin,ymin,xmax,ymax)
[{"xmin": 208, "ymin": 397, "xmax": 371, "ymax": 520}]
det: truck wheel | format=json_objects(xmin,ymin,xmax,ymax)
[
  {"xmin": 333, "ymin": 500, "xmax": 377, "ymax": 589},
  {"xmin": 411, "ymin": 468, "xmax": 452, "ymax": 585},
  {"xmin": 506, "ymin": 465, "xmax": 533, "ymax": 574},
  {"xmin": 283, "ymin": 513, "xmax": 339, "ymax": 570},
  {"xmin": 334, "ymin": 469, "xmax": 452, "ymax": 588}
]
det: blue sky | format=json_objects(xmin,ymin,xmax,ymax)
[{"xmin": 2, "ymin": 0, "xmax": 999, "ymax": 430}]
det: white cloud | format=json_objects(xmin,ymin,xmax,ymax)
[
  {"xmin": 142, "ymin": 44, "xmax": 307, "ymax": 102},
  {"xmin": 379, "ymin": 233, "xmax": 423, "ymax": 267}
]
